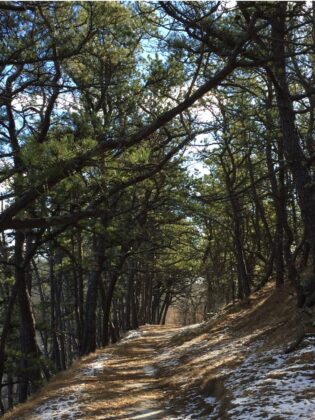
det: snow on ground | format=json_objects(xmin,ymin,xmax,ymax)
[
  {"xmin": 32, "ymin": 384, "xmax": 84, "ymax": 420},
  {"xmin": 7, "ymin": 313, "xmax": 315, "ymax": 420},
  {"xmin": 153, "ymin": 320, "xmax": 315, "ymax": 419},
  {"xmin": 178, "ymin": 322, "xmax": 206, "ymax": 331},
  {"xmin": 165, "ymin": 393, "xmax": 220, "ymax": 420},
  {"xmin": 33, "ymin": 352, "xmax": 112, "ymax": 419},
  {"xmin": 120, "ymin": 329, "xmax": 143, "ymax": 342},
  {"xmin": 226, "ymin": 337, "xmax": 315, "ymax": 419},
  {"xmin": 173, "ymin": 335, "xmax": 315, "ymax": 418},
  {"xmin": 156, "ymin": 348, "xmax": 180, "ymax": 368},
  {"xmin": 78, "ymin": 353, "xmax": 111, "ymax": 377},
  {"xmin": 143, "ymin": 365, "xmax": 157, "ymax": 377}
]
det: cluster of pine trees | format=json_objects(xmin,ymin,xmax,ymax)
[{"xmin": 0, "ymin": 1, "xmax": 315, "ymax": 412}]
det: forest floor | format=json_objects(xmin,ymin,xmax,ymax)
[{"xmin": 5, "ymin": 284, "xmax": 315, "ymax": 419}]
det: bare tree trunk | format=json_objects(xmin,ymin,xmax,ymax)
[
  {"xmin": 81, "ymin": 235, "xmax": 105, "ymax": 355},
  {"xmin": 0, "ymin": 284, "xmax": 17, "ymax": 414},
  {"xmin": 16, "ymin": 232, "xmax": 42, "ymax": 402},
  {"xmin": 270, "ymin": 5, "xmax": 315, "ymax": 303},
  {"xmin": 102, "ymin": 247, "xmax": 128, "ymax": 346},
  {"xmin": 125, "ymin": 269, "xmax": 135, "ymax": 330}
]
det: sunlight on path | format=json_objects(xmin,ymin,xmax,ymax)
[
  {"xmin": 15, "ymin": 326, "xmax": 181, "ymax": 419},
  {"xmin": 4, "ymin": 315, "xmax": 315, "ymax": 419}
]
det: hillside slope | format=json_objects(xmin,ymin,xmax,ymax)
[{"xmin": 5, "ymin": 284, "xmax": 315, "ymax": 419}]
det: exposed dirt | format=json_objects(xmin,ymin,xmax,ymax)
[{"xmin": 4, "ymin": 284, "xmax": 315, "ymax": 419}]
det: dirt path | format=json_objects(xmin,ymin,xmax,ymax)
[
  {"xmin": 78, "ymin": 325, "xmax": 178, "ymax": 419},
  {"xmin": 5, "ymin": 286, "xmax": 315, "ymax": 419},
  {"xmin": 5, "ymin": 325, "xmax": 182, "ymax": 420}
]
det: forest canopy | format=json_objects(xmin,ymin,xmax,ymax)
[{"xmin": 0, "ymin": 0, "xmax": 315, "ymax": 412}]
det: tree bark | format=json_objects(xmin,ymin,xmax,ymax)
[
  {"xmin": 270, "ymin": 5, "xmax": 315, "ymax": 303},
  {"xmin": 81, "ymin": 235, "xmax": 105, "ymax": 355},
  {"xmin": 16, "ymin": 232, "xmax": 42, "ymax": 402},
  {"xmin": 102, "ymin": 247, "xmax": 128, "ymax": 346}
]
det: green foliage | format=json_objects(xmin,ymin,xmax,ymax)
[
  {"xmin": 0, "ymin": 1, "xmax": 313, "ymax": 410},
  {"xmin": 21, "ymin": 136, "xmax": 97, "ymax": 169}
]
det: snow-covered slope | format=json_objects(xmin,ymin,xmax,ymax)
[{"xmin": 155, "ymin": 284, "xmax": 315, "ymax": 419}]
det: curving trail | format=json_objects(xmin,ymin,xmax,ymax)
[{"xmin": 5, "ymin": 286, "xmax": 315, "ymax": 419}]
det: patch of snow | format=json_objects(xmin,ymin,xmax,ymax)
[
  {"xmin": 181, "ymin": 393, "xmax": 220, "ymax": 419},
  {"xmin": 156, "ymin": 349, "xmax": 180, "ymax": 368},
  {"xmin": 178, "ymin": 322, "xmax": 205, "ymax": 331},
  {"xmin": 32, "ymin": 384, "xmax": 85, "ymax": 419},
  {"xmin": 33, "ymin": 352, "xmax": 112, "ymax": 418},
  {"xmin": 120, "ymin": 330, "xmax": 143, "ymax": 342},
  {"xmin": 79, "ymin": 353, "xmax": 111, "ymax": 377},
  {"xmin": 167, "ymin": 393, "xmax": 220, "ymax": 419},
  {"xmin": 204, "ymin": 396, "xmax": 217, "ymax": 405},
  {"xmin": 159, "ymin": 326, "xmax": 315, "ymax": 419},
  {"xmin": 226, "ymin": 339, "xmax": 315, "ymax": 419},
  {"xmin": 143, "ymin": 365, "xmax": 157, "ymax": 377}
]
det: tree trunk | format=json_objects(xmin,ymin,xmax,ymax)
[
  {"xmin": 16, "ymin": 232, "xmax": 42, "ymax": 402},
  {"xmin": 102, "ymin": 248, "xmax": 128, "ymax": 346},
  {"xmin": 270, "ymin": 5, "xmax": 315, "ymax": 303},
  {"xmin": 81, "ymin": 236, "xmax": 105, "ymax": 355},
  {"xmin": 0, "ymin": 284, "xmax": 17, "ymax": 413}
]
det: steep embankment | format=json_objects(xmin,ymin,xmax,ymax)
[{"xmin": 5, "ymin": 284, "xmax": 315, "ymax": 419}]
